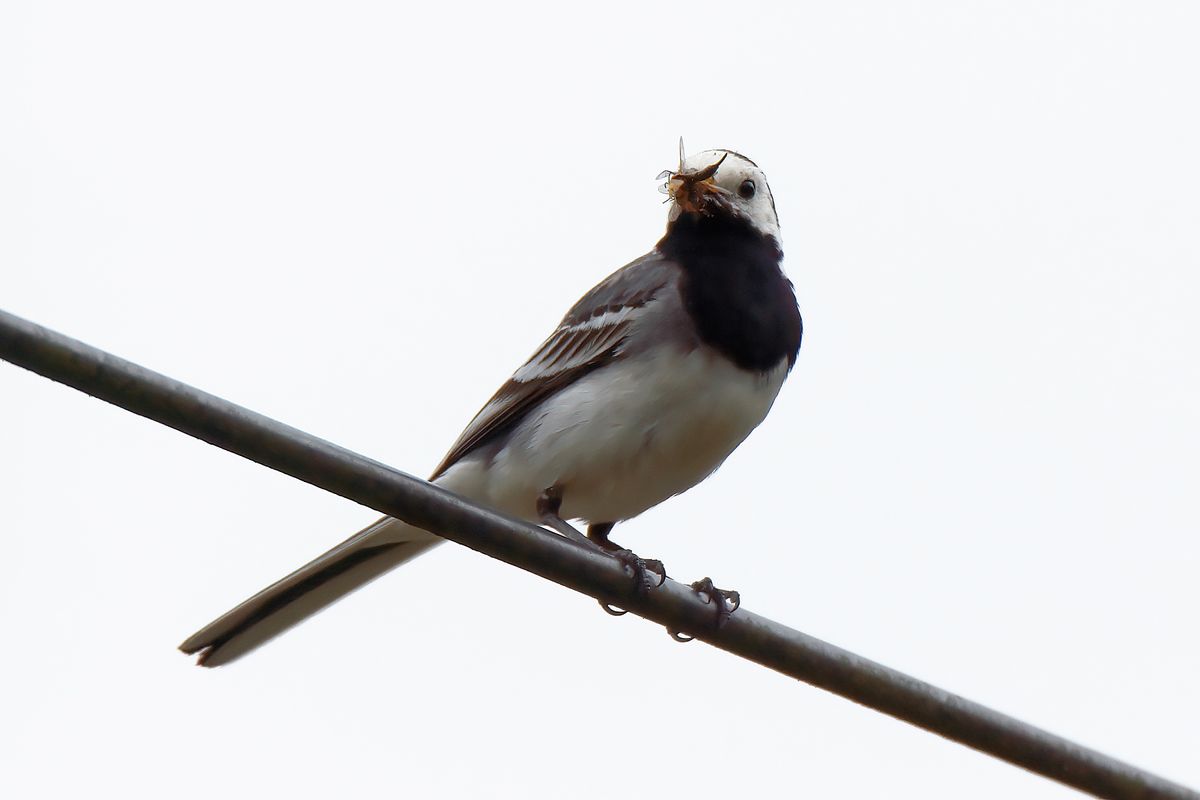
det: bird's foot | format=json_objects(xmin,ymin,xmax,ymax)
[
  {"xmin": 597, "ymin": 549, "xmax": 667, "ymax": 616},
  {"xmin": 587, "ymin": 522, "xmax": 666, "ymax": 615},
  {"xmin": 614, "ymin": 549, "xmax": 667, "ymax": 596},
  {"xmin": 668, "ymin": 577, "xmax": 740, "ymax": 641},
  {"xmin": 691, "ymin": 577, "xmax": 740, "ymax": 628}
]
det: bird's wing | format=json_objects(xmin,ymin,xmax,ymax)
[{"xmin": 430, "ymin": 251, "xmax": 679, "ymax": 478}]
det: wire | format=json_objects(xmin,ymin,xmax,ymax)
[{"xmin": 1, "ymin": 307, "xmax": 1195, "ymax": 800}]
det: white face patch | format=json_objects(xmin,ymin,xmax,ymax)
[{"xmin": 667, "ymin": 148, "xmax": 782, "ymax": 243}]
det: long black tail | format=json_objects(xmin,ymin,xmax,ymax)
[{"xmin": 179, "ymin": 516, "xmax": 441, "ymax": 667}]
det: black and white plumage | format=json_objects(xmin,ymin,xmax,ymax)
[{"xmin": 180, "ymin": 147, "xmax": 802, "ymax": 666}]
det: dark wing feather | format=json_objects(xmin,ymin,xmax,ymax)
[{"xmin": 429, "ymin": 252, "xmax": 676, "ymax": 479}]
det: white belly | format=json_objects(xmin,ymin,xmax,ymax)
[{"xmin": 446, "ymin": 347, "xmax": 789, "ymax": 524}]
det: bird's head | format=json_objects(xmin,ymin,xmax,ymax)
[{"xmin": 660, "ymin": 144, "xmax": 780, "ymax": 242}]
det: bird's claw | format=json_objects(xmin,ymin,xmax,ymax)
[
  {"xmin": 613, "ymin": 549, "xmax": 667, "ymax": 597},
  {"xmin": 596, "ymin": 551, "xmax": 666, "ymax": 616},
  {"xmin": 643, "ymin": 559, "xmax": 668, "ymax": 589},
  {"xmin": 666, "ymin": 577, "xmax": 740, "ymax": 643},
  {"xmin": 691, "ymin": 577, "xmax": 740, "ymax": 629}
]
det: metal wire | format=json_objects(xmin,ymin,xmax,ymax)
[{"xmin": 1, "ymin": 307, "xmax": 1195, "ymax": 800}]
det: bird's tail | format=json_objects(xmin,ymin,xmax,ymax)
[{"xmin": 179, "ymin": 516, "xmax": 442, "ymax": 667}]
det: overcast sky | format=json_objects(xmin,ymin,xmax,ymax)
[{"xmin": 2, "ymin": 2, "xmax": 1198, "ymax": 798}]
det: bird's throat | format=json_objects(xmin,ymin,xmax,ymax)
[{"xmin": 658, "ymin": 213, "xmax": 802, "ymax": 373}]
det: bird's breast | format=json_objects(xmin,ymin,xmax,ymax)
[{"xmin": 483, "ymin": 345, "xmax": 789, "ymax": 524}]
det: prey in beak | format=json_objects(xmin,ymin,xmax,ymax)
[{"xmin": 659, "ymin": 146, "xmax": 730, "ymax": 215}]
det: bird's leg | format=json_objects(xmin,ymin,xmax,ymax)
[
  {"xmin": 536, "ymin": 486, "xmax": 592, "ymax": 547},
  {"xmin": 536, "ymin": 487, "xmax": 665, "ymax": 608},
  {"xmin": 585, "ymin": 521, "xmax": 621, "ymax": 551},
  {"xmin": 588, "ymin": 522, "xmax": 667, "ymax": 598}
]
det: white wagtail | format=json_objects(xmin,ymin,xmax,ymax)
[{"xmin": 181, "ymin": 145, "xmax": 803, "ymax": 666}]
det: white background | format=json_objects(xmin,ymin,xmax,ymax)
[{"xmin": 2, "ymin": 2, "xmax": 1198, "ymax": 797}]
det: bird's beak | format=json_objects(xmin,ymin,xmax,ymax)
[{"xmin": 661, "ymin": 153, "xmax": 729, "ymax": 215}]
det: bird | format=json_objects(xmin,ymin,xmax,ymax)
[{"xmin": 180, "ymin": 144, "xmax": 803, "ymax": 666}]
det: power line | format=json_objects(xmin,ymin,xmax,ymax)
[{"xmin": 1, "ymin": 307, "xmax": 1194, "ymax": 800}]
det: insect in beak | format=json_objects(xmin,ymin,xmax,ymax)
[{"xmin": 659, "ymin": 147, "xmax": 729, "ymax": 214}]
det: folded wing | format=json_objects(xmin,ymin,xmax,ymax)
[{"xmin": 430, "ymin": 252, "xmax": 678, "ymax": 478}]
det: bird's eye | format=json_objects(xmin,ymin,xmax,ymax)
[{"xmin": 738, "ymin": 179, "xmax": 756, "ymax": 199}]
